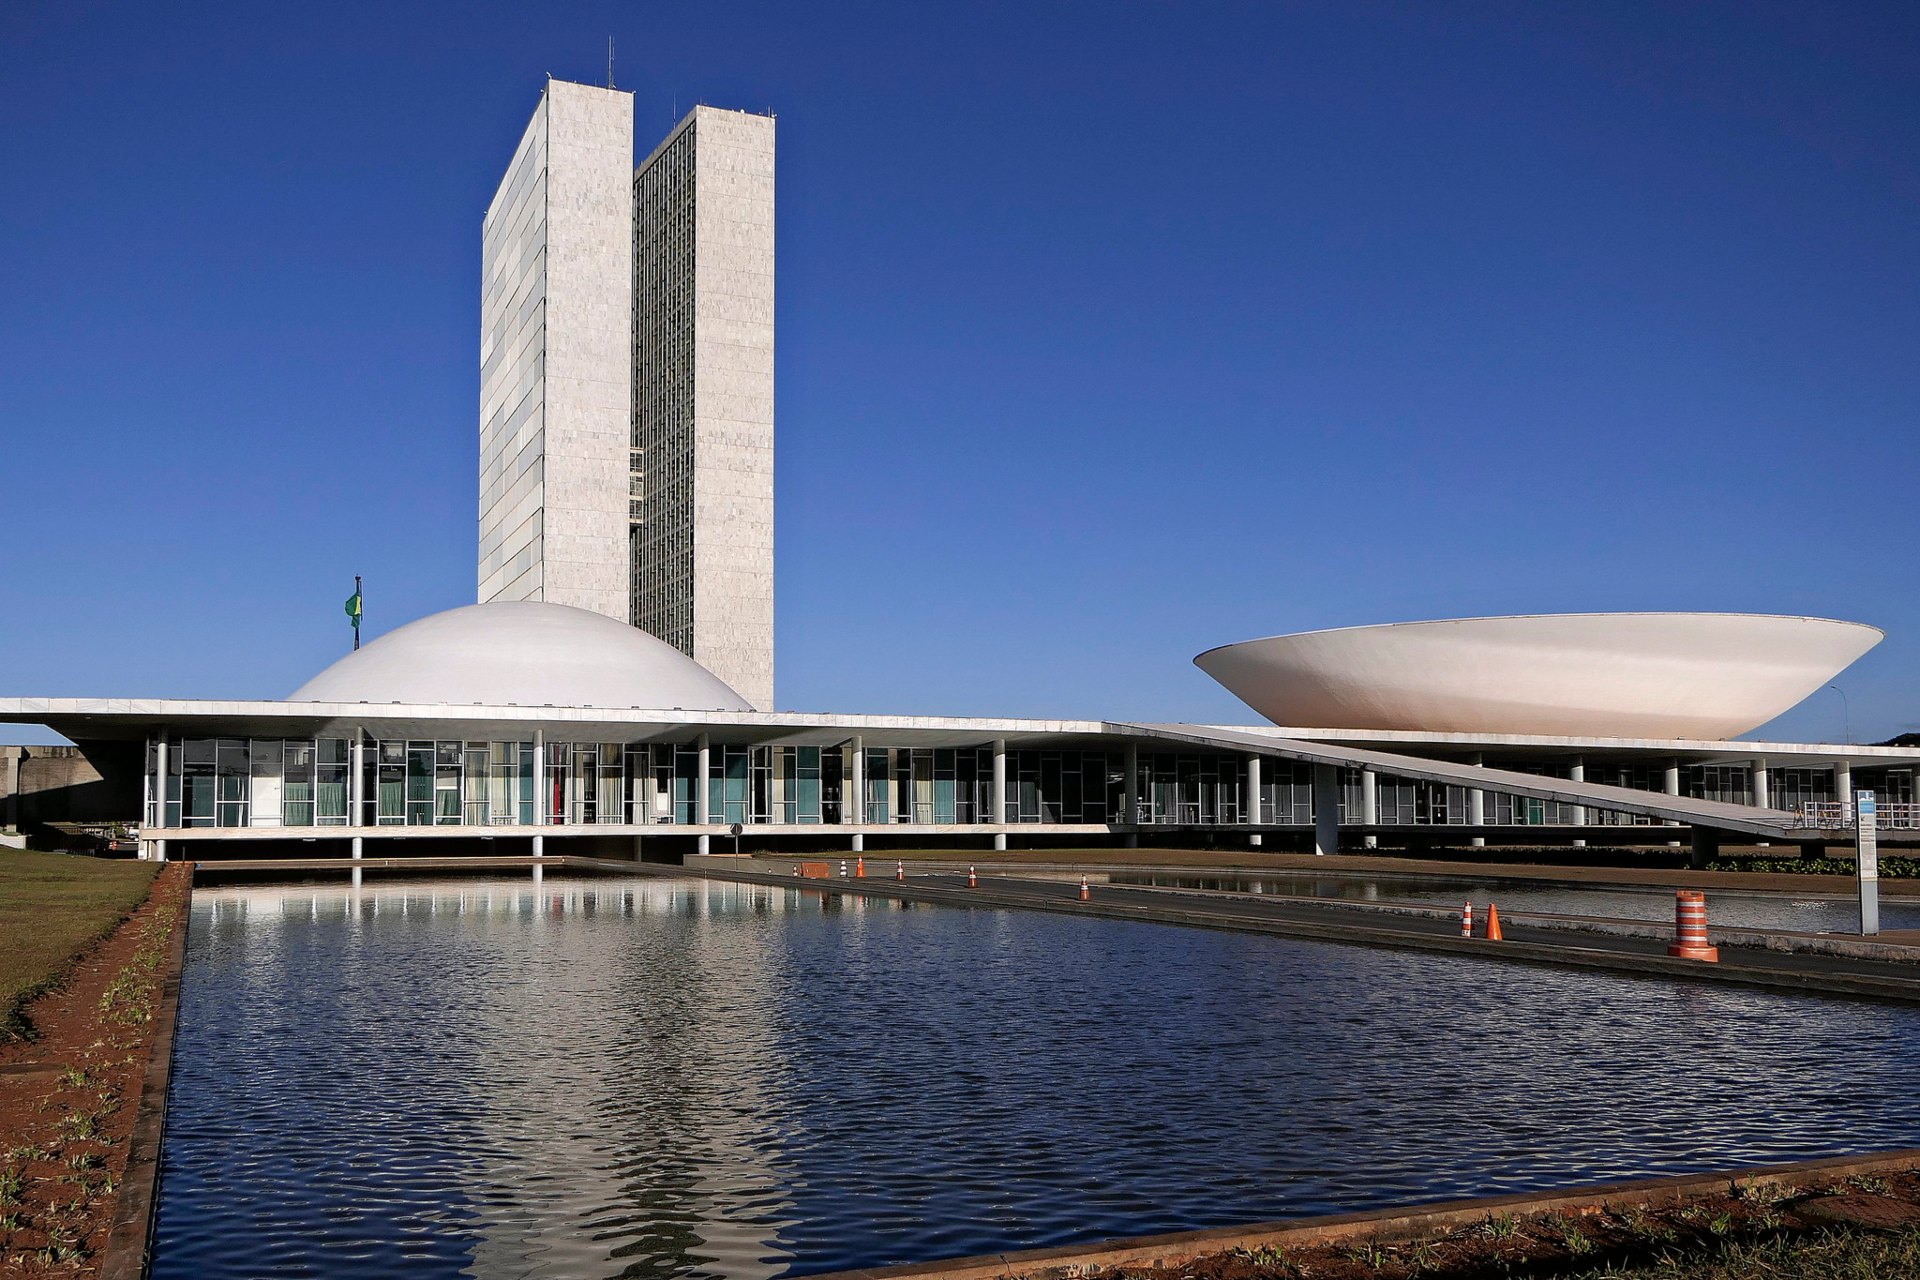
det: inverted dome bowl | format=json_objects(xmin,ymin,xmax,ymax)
[
  {"xmin": 291, "ymin": 601, "xmax": 754, "ymax": 711},
  {"xmin": 1194, "ymin": 613, "xmax": 1880, "ymax": 740}
]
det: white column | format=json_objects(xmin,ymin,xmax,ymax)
[
  {"xmin": 350, "ymin": 730, "xmax": 365, "ymax": 828},
  {"xmin": 848, "ymin": 739, "xmax": 866, "ymax": 852},
  {"xmin": 1360, "ymin": 767, "xmax": 1378, "ymax": 850},
  {"xmin": 141, "ymin": 735, "xmax": 153, "ymax": 842},
  {"xmin": 1666, "ymin": 758, "xmax": 1683, "ymax": 846},
  {"xmin": 1467, "ymin": 752, "xmax": 1486, "ymax": 848},
  {"xmin": 532, "ymin": 832, "xmax": 543, "ymax": 883},
  {"xmin": 350, "ymin": 834, "xmax": 363, "ymax": 889},
  {"xmin": 1123, "ymin": 744, "xmax": 1140, "ymax": 847},
  {"xmin": 153, "ymin": 736, "xmax": 169, "ymax": 836},
  {"xmin": 992, "ymin": 739, "xmax": 1007, "ymax": 852},
  {"xmin": 849, "ymin": 736, "xmax": 865, "ymax": 826},
  {"xmin": 534, "ymin": 729, "xmax": 548, "ymax": 826},
  {"xmin": 696, "ymin": 735, "xmax": 710, "ymax": 824},
  {"xmin": 1751, "ymin": 756, "xmax": 1771, "ymax": 846},
  {"xmin": 1312, "ymin": 763, "xmax": 1340, "ymax": 856},
  {"xmin": 1836, "ymin": 760, "xmax": 1853, "ymax": 812},
  {"xmin": 696, "ymin": 733, "xmax": 711, "ymax": 855},
  {"xmin": 1245, "ymin": 754, "xmax": 1262, "ymax": 847},
  {"xmin": 154, "ymin": 838, "xmax": 166, "ymax": 863},
  {"xmin": 1569, "ymin": 756, "xmax": 1587, "ymax": 847}
]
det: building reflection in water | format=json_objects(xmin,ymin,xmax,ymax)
[
  {"xmin": 161, "ymin": 875, "xmax": 1920, "ymax": 1280},
  {"xmin": 176, "ymin": 877, "xmax": 909, "ymax": 1280}
]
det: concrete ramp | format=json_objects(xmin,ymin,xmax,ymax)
[{"xmin": 1107, "ymin": 722, "xmax": 1826, "ymax": 842}]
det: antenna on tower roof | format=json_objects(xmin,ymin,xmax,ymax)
[{"xmin": 607, "ymin": 36, "xmax": 615, "ymax": 89}]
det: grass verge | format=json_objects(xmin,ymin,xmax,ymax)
[
  {"xmin": 1106, "ymin": 1168, "xmax": 1920, "ymax": 1280},
  {"xmin": 1562, "ymin": 1224, "xmax": 1920, "ymax": 1277},
  {"xmin": 0, "ymin": 849, "xmax": 158, "ymax": 1040}
]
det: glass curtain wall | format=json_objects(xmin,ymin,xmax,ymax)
[
  {"xmin": 1482, "ymin": 765, "xmax": 1582, "ymax": 826},
  {"xmin": 1687, "ymin": 765, "xmax": 1754, "ymax": 807},
  {"xmin": 1583, "ymin": 763, "xmax": 1670, "ymax": 827},
  {"xmin": 160, "ymin": 738, "xmax": 355, "ymax": 829},
  {"xmin": 1135, "ymin": 753, "xmax": 1243, "ymax": 825},
  {"xmin": 861, "ymin": 748, "xmax": 997, "ymax": 824},
  {"xmin": 154, "ymin": 737, "xmax": 1793, "ymax": 833}
]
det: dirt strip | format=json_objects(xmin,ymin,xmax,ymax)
[
  {"xmin": 0, "ymin": 864, "xmax": 191, "ymax": 1278},
  {"xmin": 802, "ymin": 1150, "xmax": 1920, "ymax": 1280},
  {"xmin": 95, "ymin": 864, "xmax": 190, "ymax": 1280}
]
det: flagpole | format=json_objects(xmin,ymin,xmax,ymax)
[{"xmin": 353, "ymin": 575, "xmax": 362, "ymax": 651}]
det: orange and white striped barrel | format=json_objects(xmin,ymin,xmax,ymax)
[
  {"xmin": 1461, "ymin": 901, "xmax": 1473, "ymax": 938},
  {"xmin": 1666, "ymin": 889, "xmax": 1720, "ymax": 962},
  {"xmin": 1080, "ymin": 875, "xmax": 1090, "ymax": 901},
  {"xmin": 968, "ymin": 865, "xmax": 978, "ymax": 888}
]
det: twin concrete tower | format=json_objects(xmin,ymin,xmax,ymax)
[{"xmin": 478, "ymin": 80, "xmax": 775, "ymax": 709}]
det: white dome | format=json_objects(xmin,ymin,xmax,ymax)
[
  {"xmin": 1195, "ymin": 613, "xmax": 1881, "ymax": 739},
  {"xmin": 290, "ymin": 602, "xmax": 754, "ymax": 711}
]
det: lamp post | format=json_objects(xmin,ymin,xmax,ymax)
[{"xmin": 1828, "ymin": 684, "xmax": 1851, "ymax": 745}]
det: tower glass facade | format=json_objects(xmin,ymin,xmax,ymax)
[
  {"xmin": 629, "ymin": 106, "xmax": 776, "ymax": 710},
  {"xmin": 631, "ymin": 122, "xmax": 697, "ymax": 655}
]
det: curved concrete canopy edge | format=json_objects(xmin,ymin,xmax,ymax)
[{"xmin": 1194, "ymin": 613, "xmax": 1881, "ymax": 740}]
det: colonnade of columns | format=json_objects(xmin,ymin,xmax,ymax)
[{"xmin": 132, "ymin": 730, "xmax": 1888, "ymax": 867}]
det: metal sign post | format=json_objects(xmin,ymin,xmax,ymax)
[{"xmin": 1855, "ymin": 790, "xmax": 1879, "ymax": 936}]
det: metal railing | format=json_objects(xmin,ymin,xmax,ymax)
[{"xmin": 1793, "ymin": 801, "xmax": 1920, "ymax": 830}]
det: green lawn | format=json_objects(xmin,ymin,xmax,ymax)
[
  {"xmin": 1564, "ymin": 1226, "xmax": 1920, "ymax": 1279},
  {"xmin": 0, "ymin": 848, "xmax": 159, "ymax": 1039}
]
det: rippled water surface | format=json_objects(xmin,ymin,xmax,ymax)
[
  {"xmin": 155, "ymin": 876, "xmax": 1920, "ymax": 1279},
  {"xmin": 1102, "ymin": 870, "xmax": 1920, "ymax": 932}
]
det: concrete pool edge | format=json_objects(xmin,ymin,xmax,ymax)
[
  {"xmin": 798, "ymin": 1148, "xmax": 1920, "ymax": 1280},
  {"xmin": 669, "ymin": 863, "xmax": 1920, "ymax": 1003},
  {"xmin": 723, "ymin": 851, "xmax": 1920, "ymax": 899},
  {"xmin": 98, "ymin": 864, "xmax": 193, "ymax": 1280},
  {"xmin": 1047, "ymin": 879, "xmax": 1920, "ymax": 963}
]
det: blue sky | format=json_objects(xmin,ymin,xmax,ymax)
[{"xmin": 2, "ymin": 1, "xmax": 1915, "ymax": 745}]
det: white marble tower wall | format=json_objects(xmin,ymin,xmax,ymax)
[
  {"xmin": 478, "ymin": 80, "xmax": 634, "ymax": 620},
  {"xmin": 690, "ymin": 107, "xmax": 775, "ymax": 709},
  {"xmin": 477, "ymin": 94, "xmax": 550, "ymax": 605}
]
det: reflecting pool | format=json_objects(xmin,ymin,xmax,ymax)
[{"xmin": 154, "ymin": 877, "xmax": 1920, "ymax": 1279}]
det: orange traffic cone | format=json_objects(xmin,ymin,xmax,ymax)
[
  {"xmin": 896, "ymin": 860, "xmax": 905, "ymax": 882},
  {"xmin": 968, "ymin": 865, "xmax": 978, "ymax": 888},
  {"xmin": 855, "ymin": 856, "xmax": 865, "ymax": 878},
  {"xmin": 1079, "ymin": 875, "xmax": 1090, "ymax": 901},
  {"xmin": 1667, "ymin": 890, "xmax": 1719, "ymax": 962},
  {"xmin": 1485, "ymin": 902, "xmax": 1504, "ymax": 942}
]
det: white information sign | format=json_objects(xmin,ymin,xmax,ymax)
[{"xmin": 1855, "ymin": 790, "xmax": 1879, "ymax": 936}]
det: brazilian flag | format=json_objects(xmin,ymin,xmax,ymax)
[{"xmin": 345, "ymin": 588, "xmax": 362, "ymax": 630}]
